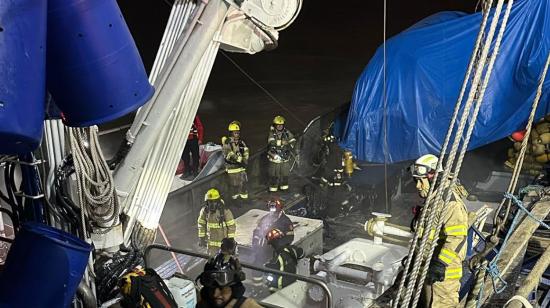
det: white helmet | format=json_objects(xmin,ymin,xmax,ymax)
[{"xmin": 411, "ymin": 154, "xmax": 440, "ymax": 178}]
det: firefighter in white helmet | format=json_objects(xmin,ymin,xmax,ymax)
[{"xmin": 411, "ymin": 154, "xmax": 469, "ymax": 308}]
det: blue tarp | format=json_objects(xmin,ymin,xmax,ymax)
[{"xmin": 340, "ymin": 0, "xmax": 550, "ymax": 163}]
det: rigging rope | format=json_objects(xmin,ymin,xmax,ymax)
[
  {"xmin": 392, "ymin": 0, "xmax": 495, "ymax": 304},
  {"xmin": 494, "ymin": 51, "xmax": 550, "ymax": 235},
  {"xmin": 411, "ymin": 1, "xmax": 514, "ymax": 306},
  {"xmin": 69, "ymin": 127, "xmax": 120, "ymax": 235},
  {"xmin": 395, "ymin": 0, "xmax": 511, "ymax": 305},
  {"xmin": 464, "ymin": 50, "xmax": 550, "ymax": 307}
]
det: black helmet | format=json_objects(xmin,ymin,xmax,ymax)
[
  {"xmin": 198, "ymin": 253, "xmax": 245, "ymax": 288},
  {"xmin": 221, "ymin": 238, "xmax": 237, "ymax": 256}
]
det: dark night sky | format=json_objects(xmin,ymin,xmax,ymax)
[{"xmin": 116, "ymin": 0, "xmax": 479, "ymax": 150}]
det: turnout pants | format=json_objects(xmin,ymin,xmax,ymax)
[
  {"xmin": 228, "ymin": 170, "xmax": 248, "ymax": 200},
  {"xmin": 268, "ymin": 161, "xmax": 290, "ymax": 192},
  {"xmin": 420, "ymin": 279, "xmax": 460, "ymax": 308}
]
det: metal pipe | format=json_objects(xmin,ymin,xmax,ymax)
[
  {"xmin": 98, "ymin": 124, "xmax": 132, "ymax": 136},
  {"xmin": 51, "ymin": 121, "xmax": 63, "ymax": 171},
  {"xmin": 325, "ymin": 250, "xmax": 349, "ymax": 271},
  {"xmin": 133, "ymin": 0, "xmax": 190, "ymax": 129},
  {"xmin": 44, "ymin": 121, "xmax": 56, "ymax": 199},
  {"xmin": 77, "ymin": 280, "xmax": 96, "ymax": 308},
  {"xmin": 57, "ymin": 120, "xmax": 66, "ymax": 158},
  {"xmin": 129, "ymin": 0, "xmax": 201, "ymax": 139},
  {"xmin": 144, "ymin": 244, "xmax": 333, "ymax": 308},
  {"xmin": 146, "ymin": 40, "xmax": 220, "ymax": 225},
  {"xmin": 115, "ymin": 0, "xmax": 229, "ymax": 214},
  {"xmin": 314, "ymin": 260, "xmax": 370, "ymax": 282}
]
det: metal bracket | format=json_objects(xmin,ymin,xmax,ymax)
[
  {"xmin": 6, "ymin": 159, "xmax": 46, "ymax": 166},
  {"xmin": 14, "ymin": 191, "xmax": 45, "ymax": 199}
]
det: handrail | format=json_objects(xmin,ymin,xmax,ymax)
[{"xmin": 144, "ymin": 244, "xmax": 333, "ymax": 308}]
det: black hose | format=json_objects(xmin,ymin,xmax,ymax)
[
  {"xmin": 8, "ymin": 163, "xmax": 22, "ymax": 211},
  {"xmin": 4, "ymin": 163, "xmax": 20, "ymax": 220},
  {"xmin": 0, "ymin": 186, "xmax": 20, "ymax": 232}
]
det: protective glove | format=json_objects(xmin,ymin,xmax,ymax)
[
  {"xmin": 427, "ymin": 260, "xmax": 446, "ymax": 283},
  {"xmin": 236, "ymin": 155, "xmax": 243, "ymax": 163},
  {"xmin": 198, "ymin": 237, "xmax": 207, "ymax": 248}
]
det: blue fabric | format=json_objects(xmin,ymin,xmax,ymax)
[{"xmin": 340, "ymin": 0, "xmax": 550, "ymax": 163}]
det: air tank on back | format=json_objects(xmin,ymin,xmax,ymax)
[
  {"xmin": 47, "ymin": 0, "xmax": 154, "ymax": 127},
  {"xmin": 0, "ymin": 0, "xmax": 47, "ymax": 154}
]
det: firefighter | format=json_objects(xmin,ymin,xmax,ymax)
[
  {"xmin": 198, "ymin": 189, "xmax": 237, "ymax": 255},
  {"xmin": 322, "ymin": 171, "xmax": 357, "ymax": 218},
  {"xmin": 250, "ymin": 199, "xmax": 295, "ymax": 285},
  {"xmin": 196, "ymin": 252, "xmax": 261, "ymax": 308},
  {"xmin": 252, "ymin": 199, "xmax": 294, "ymax": 248},
  {"xmin": 264, "ymin": 228, "xmax": 304, "ymax": 291},
  {"xmin": 182, "ymin": 115, "xmax": 204, "ymax": 178},
  {"xmin": 222, "ymin": 121, "xmax": 249, "ymax": 203},
  {"xmin": 318, "ymin": 133, "xmax": 345, "ymax": 182},
  {"xmin": 267, "ymin": 116, "xmax": 297, "ymax": 192},
  {"xmin": 410, "ymin": 154, "xmax": 469, "ymax": 308}
]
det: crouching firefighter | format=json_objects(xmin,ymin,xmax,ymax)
[
  {"xmin": 251, "ymin": 200, "xmax": 295, "ymax": 285},
  {"xmin": 267, "ymin": 116, "xmax": 296, "ymax": 192},
  {"xmin": 410, "ymin": 154, "xmax": 469, "ymax": 308},
  {"xmin": 196, "ymin": 252, "xmax": 262, "ymax": 308},
  {"xmin": 198, "ymin": 189, "xmax": 236, "ymax": 255},
  {"xmin": 264, "ymin": 228, "xmax": 304, "ymax": 291},
  {"xmin": 252, "ymin": 199, "xmax": 294, "ymax": 248},
  {"xmin": 222, "ymin": 121, "xmax": 250, "ymax": 203}
]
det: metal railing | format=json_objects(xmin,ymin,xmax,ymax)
[{"xmin": 144, "ymin": 244, "xmax": 333, "ymax": 308}]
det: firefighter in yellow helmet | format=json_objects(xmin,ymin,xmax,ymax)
[
  {"xmin": 222, "ymin": 121, "xmax": 250, "ymax": 204},
  {"xmin": 198, "ymin": 188, "xmax": 237, "ymax": 255},
  {"xmin": 267, "ymin": 116, "xmax": 297, "ymax": 192},
  {"xmin": 410, "ymin": 154, "xmax": 469, "ymax": 308}
]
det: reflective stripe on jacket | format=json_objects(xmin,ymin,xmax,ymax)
[{"xmin": 197, "ymin": 205, "xmax": 236, "ymax": 248}]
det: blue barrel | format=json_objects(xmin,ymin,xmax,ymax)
[
  {"xmin": 0, "ymin": 223, "xmax": 92, "ymax": 307},
  {"xmin": 47, "ymin": 0, "xmax": 154, "ymax": 127},
  {"xmin": 0, "ymin": 0, "xmax": 46, "ymax": 154}
]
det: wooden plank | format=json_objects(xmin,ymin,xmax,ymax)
[{"xmin": 481, "ymin": 199, "xmax": 550, "ymax": 304}]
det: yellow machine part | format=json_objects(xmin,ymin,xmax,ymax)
[{"xmin": 343, "ymin": 150, "xmax": 354, "ymax": 176}]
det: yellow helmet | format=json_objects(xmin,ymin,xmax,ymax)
[
  {"xmin": 228, "ymin": 121, "xmax": 240, "ymax": 132},
  {"xmin": 273, "ymin": 115, "xmax": 285, "ymax": 125},
  {"xmin": 205, "ymin": 188, "xmax": 221, "ymax": 201}
]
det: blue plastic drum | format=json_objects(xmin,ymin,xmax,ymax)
[
  {"xmin": 0, "ymin": 223, "xmax": 92, "ymax": 307},
  {"xmin": 47, "ymin": 0, "xmax": 154, "ymax": 127},
  {"xmin": 0, "ymin": 0, "xmax": 46, "ymax": 154}
]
